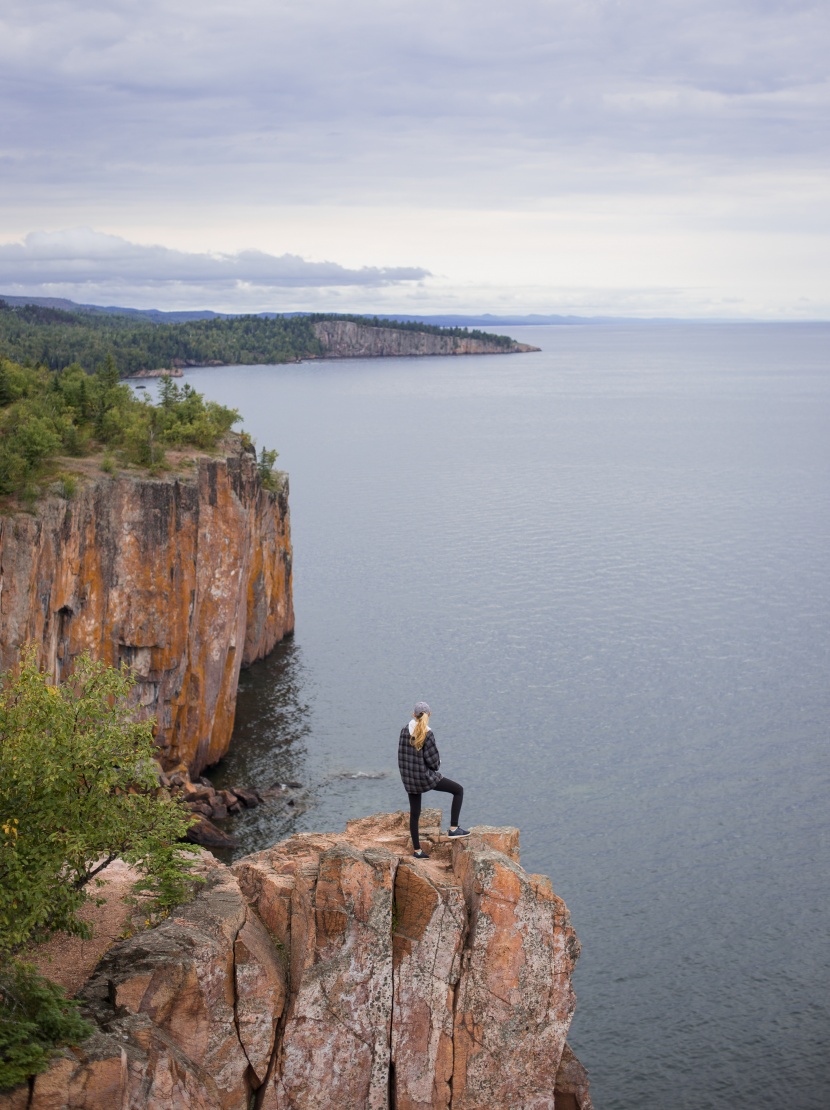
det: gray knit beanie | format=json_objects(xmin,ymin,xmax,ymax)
[{"xmin": 412, "ymin": 701, "xmax": 431, "ymax": 718}]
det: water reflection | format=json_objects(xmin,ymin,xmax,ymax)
[{"xmin": 205, "ymin": 638, "xmax": 312, "ymax": 854}]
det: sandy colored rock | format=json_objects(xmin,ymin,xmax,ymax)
[
  {"xmin": 0, "ymin": 440, "xmax": 293, "ymax": 775},
  {"xmin": 79, "ymin": 855, "xmax": 254, "ymax": 1109},
  {"xmin": 391, "ymin": 860, "xmax": 466, "ymax": 1110},
  {"xmin": 466, "ymin": 823, "xmax": 521, "ymax": 861},
  {"xmin": 233, "ymin": 912, "xmax": 287, "ymax": 1084},
  {"xmin": 25, "ymin": 1030, "xmax": 128, "ymax": 1110},
  {"xmin": 240, "ymin": 836, "xmax": 398, "ymax": 1109},
  {"xmin": 0, "ymin": 1089, "xmax": 29, "ymax": 1110},
  {"xmin": 236, "ymin": 811, "xmax": 580, "ymax": 1110}
]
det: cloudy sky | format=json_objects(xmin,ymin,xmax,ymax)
[{"xmin": 1, "ymin": 0, "xmax": 828, "ymax": 317}]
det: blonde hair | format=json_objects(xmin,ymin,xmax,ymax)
[{"xmin": 410, "ymin": 713, "xmax": 429, "ymax": 751}]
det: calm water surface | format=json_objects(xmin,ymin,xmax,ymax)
[{"xmin": 172, "ymin": 324, "xmax": 828, "ymax": 1110}]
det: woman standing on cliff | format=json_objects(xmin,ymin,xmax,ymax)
[{"xmin": 398, "ymin": 702, "xmax": 469, "ymax": 859}]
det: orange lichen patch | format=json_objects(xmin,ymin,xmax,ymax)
[
  {"xmin": 0, "ymin": 440, "xmax": 293, "ymax": 775},
  {"xmin": 6, "ymin": 814, "xmax": 585, "ymax": 1110}
]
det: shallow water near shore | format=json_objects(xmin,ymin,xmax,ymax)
[{"xmin": 164, "ymin": 323, "xmax": 828, "ymax": 1110}]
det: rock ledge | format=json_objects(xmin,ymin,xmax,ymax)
[{"xmin": 7, "ymin": 813, "xmax": 592, "ymax": 1110}]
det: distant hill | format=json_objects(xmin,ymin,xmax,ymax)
[
  {"xmin": 0, "ymin": 295, "xmax": 615, "ymax": 326},
  {"xmin": 0, "ymin": 295, "xmax": 221, "ymax": 324},
  {"xmin": 0, "ymin": 299, "xmax": 533, "ymax": 376}
]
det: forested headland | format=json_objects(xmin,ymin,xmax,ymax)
[
  {"xmin": 0, "ymin": 356, "xmax": 267, "ymax": 503},
  {"xmin": 0, "ymin": 300, "xmax": 515, "ymax": 377},
  {"xmin": 0, "ymin": 300, "xmax": 321, "ymax": 376}
]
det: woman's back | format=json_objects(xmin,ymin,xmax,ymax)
[{"xmin": 398, "ymin": 724, "xmax": 441, "ymax": 794}]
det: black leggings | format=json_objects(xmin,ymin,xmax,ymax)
[{"xmin": 408, "ymin": 777, "xmax": 464, "ymax": 849}]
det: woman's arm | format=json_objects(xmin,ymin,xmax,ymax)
[{"xmin": 423, "ymin": 733, "xmax": 441, "ymax": 771}]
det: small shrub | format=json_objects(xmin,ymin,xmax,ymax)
[
  {"xmin": 57, "ymin": 475, "xmax": 77, "ymax": 500},
  {"xmin": 130, "ymin": 843, "xmax": 203, "ymax": 923},
  {"xmin": 257, "ymin": 447, "xmax": 279, "ymax": 490},
  {"xmin": 100, "ymin": 454, "xmax": 115, "ymax": 475}
]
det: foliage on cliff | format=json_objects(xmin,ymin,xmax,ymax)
[
  {"xmin": 0, "ymin": 298, "xmax": 519, "ymax": 375},
  {"xmin": 0, "ymin": 961, "xmax": 92, "ymax": 1090},
  {"xmin": 0, "ymin": 653, "xmax": 199, "ymax": 960},
  {"xmin": 0, "ymin": 355, "xmax": 240, "ymax": 501},
  {"xmin": 0, "ymin": 298, "xmax": 323, "ymax": 375}
]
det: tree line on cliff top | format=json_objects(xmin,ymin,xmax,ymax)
[
  {"xmin": 0, "ymin": 299, "xmax": 323, "ymax": 374},
  {"xmin": 0, "ymin": 355, "xmax": 255, "ymax": 503},
  {"xmin": 0, "ymin": 299, "xmax": 514, "ymax": 376}
]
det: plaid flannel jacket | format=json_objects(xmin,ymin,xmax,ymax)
[{"xmin": 398, "ymin": 725, "xmax": 442, "ymax": 794}]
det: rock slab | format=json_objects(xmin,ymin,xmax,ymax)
[{"xmin": 4, "ymin": 814, "xmax": 592, "ymax": 1110}]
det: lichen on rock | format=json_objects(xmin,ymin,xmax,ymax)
[
  {"xmin": 0, "ymin": 438, "xmax": 294, "ymax": 775},
  {"xmin": 3, "ymin": 813, "xmax": 592, "ymax": 1110},
  {"xmin": 3, "ymin": 812, "xmax": 594, "ymax": 1105}
]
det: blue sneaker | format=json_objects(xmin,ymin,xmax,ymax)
[
  {"xmin": 448, "ymin": 827, "xmax": 470, "ymax": 838},
  {"xmin": 413, "ymin": 849, "xmax": 430, "ymax": 859}
]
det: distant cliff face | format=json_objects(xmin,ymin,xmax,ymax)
[
  {"xmin": 0, "ymin": 442, "xmax": 293, "ymax": 775},
  {"xmin": 312, "ymin": 319, "xmax": 540, "ymax": 358},
  {"xmin": 7, "ymin": 813, "xmax": 593, "ymax": 1110}
]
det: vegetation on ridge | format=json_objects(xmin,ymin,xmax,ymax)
[
  {"xmin": 0, "ymin": 299, "xmax": 517, "ymax": 377},
  {"xmin": 0, "ymin": 355, "xmax": 245, "ymax": 503},
  {"xmin": 0, "ymin": 299, "xmax": 323, "ymax": 376}
]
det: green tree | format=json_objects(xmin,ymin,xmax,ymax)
[
  {"xmin": 0, "ymin": 354, "xmax": 241, "ymax": 501},
  {"xmin": 257, "ymin": 446, "xmax": 280, "ymax": 489},
  {"xmin": 157, "ymin": 373, "xmax": 179, "ymax": 410},
  {"xmin": 0, "ymin": 650, "xmax": 198, "ymax": 957}
]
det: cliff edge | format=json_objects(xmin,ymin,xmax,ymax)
[
  {"xmin": 312, "ymin": 319, "xmax": 540, "ymax": 358},
  {"xmin": 0, "ymin": 440, "xmax": 294, "ymax": 775},
  {"xmin": 6, "ymin": 813, "xmax": 592, "ymax": 1110}
]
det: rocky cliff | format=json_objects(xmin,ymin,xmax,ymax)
[
  {"xmin": 312, "ymin": 320, "xmax": 540, "ymax": 358},
  {"xmin": 7, "ymin": 813, "xmax": 593, "ymax": 1110},
  {"xmin": 0, "ymin": 441, "xmax": 293, "ymax": 775}
]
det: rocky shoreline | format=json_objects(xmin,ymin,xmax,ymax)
[{"xmin": 160, "ymin": 764, "xmax": 307, "ymax": 849}]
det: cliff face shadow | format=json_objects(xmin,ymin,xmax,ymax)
[{"xmin": 205, "ymin": 638, "xmax": 311, "ymax": 857}]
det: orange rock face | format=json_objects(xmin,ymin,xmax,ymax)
[
  {"xmin": 3, "ymin": 814, "xmax": 593, "ymax": 1110},
  {"xmin": 235, "ymin": 811, "xmax": 589, "ymax": 1110},
  {"xmin": 0, "ymin": 441, "xmax": 293, "ymax": 774}
]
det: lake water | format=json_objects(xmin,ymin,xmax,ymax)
[{"xmin": 169, "ymin": 324, "xmax": 829, "ymax": 1110}]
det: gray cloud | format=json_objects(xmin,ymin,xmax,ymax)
[
  {"xmin": 0, "ymin": 229, "xmax": 430, "ymax": 299},
  {"xmin": 1, "ymin": 0, "xmax": 828, "ymax": 209},
  {"xmin": 1, "ymin": 1, "xmax": 828, "ymax": 317}
]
